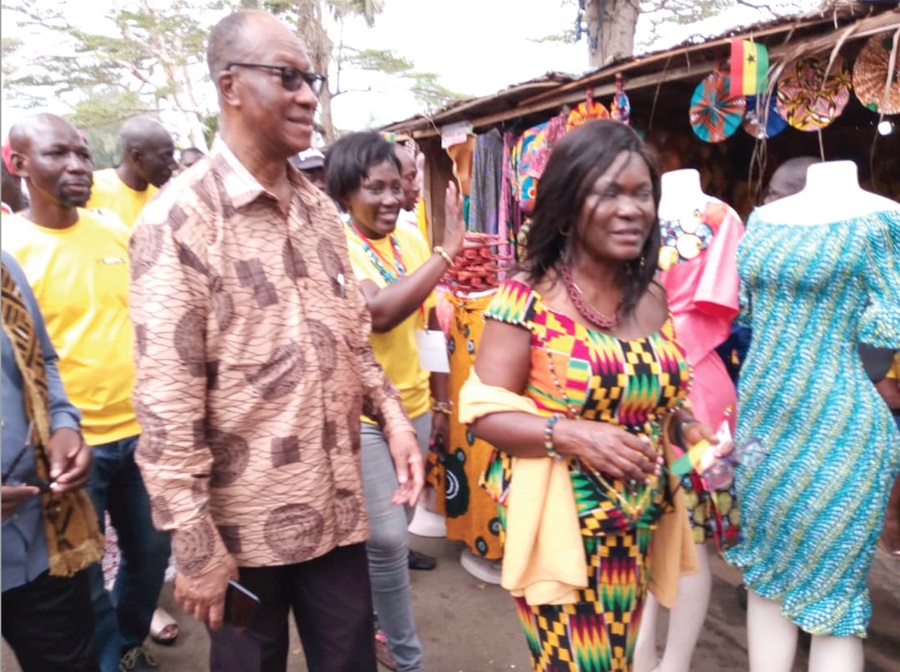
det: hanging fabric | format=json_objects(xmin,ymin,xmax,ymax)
[{"xmin": 467, "ymin": 129, "xmax": 505, "ymax": 235}]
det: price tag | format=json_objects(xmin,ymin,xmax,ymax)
[{"xmin": 416, "ymin": 330, "xmax": 450, "ymax": 373}]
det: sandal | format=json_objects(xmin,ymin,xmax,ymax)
[
  {"xmin": 374, "ymin": 626, "xmax": 397, "ymax": 670},
  {"xmin": 149, "ymin": 608, "xmax": 179, "ymax": 646}
]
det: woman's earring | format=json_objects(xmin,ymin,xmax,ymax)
[{"xmin": 640, "ymin": 254, "xmax": 646, "ymax": 269}]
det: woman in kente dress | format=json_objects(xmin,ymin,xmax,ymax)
[{"xmin": 459, "ymin": 121, "xmax": 722, "ymax": 672}]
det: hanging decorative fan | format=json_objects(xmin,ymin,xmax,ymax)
[
  {"xmin": 853, "ymin": 33, "xmax": 900, "ymax": 115},
  {"xmin": 689, "ymin": 71, "xmax": 747, "ymax": 143},
  {"xmin": 742, "ymin": 94, "xmax": 788, "ymax": 139},
  {"xmin": 566, "ymin": 94, "xmax": 610, "ymax": 133},
  {"xmin": 775, "ymin": 55, "xmax": 852, "ymax": 131}
]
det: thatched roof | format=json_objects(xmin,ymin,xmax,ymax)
[{"xmin": 383, "ymin": 1, "xmax": 899, "ymax": 137}]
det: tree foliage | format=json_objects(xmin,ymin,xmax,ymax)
[
  {"xmin": 550, "ymin": 0, "xmax": 798, "ymax": 66},
  {"xmin": 2, "ymin": 0, "xmax": 219, "ymax": 148},
  {"xmin": 2, "ymin": 0, "xmax": 464, "ymax": 146}
]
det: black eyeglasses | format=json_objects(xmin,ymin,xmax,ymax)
[{"xmin": 225, "ymin": 62, "xmax": 326, "ymax": 95}]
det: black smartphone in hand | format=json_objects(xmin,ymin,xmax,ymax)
[
  {"xmin": 224, "ymin": 580, "xmax": 260, "ymax": 630},
  {"xmin": 22, "ymin": 474, "xmax": 53, "ymax": 493}
]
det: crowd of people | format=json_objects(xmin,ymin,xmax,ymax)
[{"xmin": 1, "ymin": 7, "xmax": 898, "ymax": 672}]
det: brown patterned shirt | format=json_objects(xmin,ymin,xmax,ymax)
[{"xmin": 129, "ymin": 139, "xmax": 413, "ymax": 574}]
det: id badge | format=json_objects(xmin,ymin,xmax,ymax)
[{"xmin": 415, "ymin": 329, "xmax": 450, "ymax": 373}]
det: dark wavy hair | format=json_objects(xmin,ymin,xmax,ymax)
[
  {"xmin": 524, "ymin": 119, "xmax": 661, "ymax": 316},
  {"xmin": 324, "ymin": 132, "xmax": 401, "ymax": 210}
]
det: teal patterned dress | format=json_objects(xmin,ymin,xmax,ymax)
[{"xmin": 724, "ymin": 209, "xmax": 900, "ymax": 637}]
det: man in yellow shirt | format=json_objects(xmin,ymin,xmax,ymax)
[
  {"xmin": 86, "ymin": 116, "xmax": 176, "ymax": 228},
  {"xmin": 7, "ymin": 113, "xmax": 170, "ymax": 672}
]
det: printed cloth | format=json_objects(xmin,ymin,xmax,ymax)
[
  {"xmin": 657, "ymin": 197, "xmax": 744, "ymax": 545},
  {"xmin": 428, "ymin": 290, "xmax": 504, "ymax": 560},
  {"xmin": 479, "ymin": 279, "xmax": 692, "ymax": 671},
  {"xmin": 128, "ymin": 138, "xmax": 413, "ymax": 574},
  {"xmin": 725, "ymin": 209, "xmax": 900, "ymax": 636},
  {"xmin": 468, "ymin": 129, "xmax": 504, "ymax": 235}
]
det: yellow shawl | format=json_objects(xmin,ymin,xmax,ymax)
[{"xmin": 459, "ymin": 370, "xmax": 696, "ymax": 607}]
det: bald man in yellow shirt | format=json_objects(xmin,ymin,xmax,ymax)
[
  {"xmin": 86, "ymin": 116, "xmax": 176, "ymax": 228},
  {"xmin": 7, "ymin": 113, "xmax": 170, "ymax": 672}
]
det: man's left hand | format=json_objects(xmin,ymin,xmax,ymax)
[
  {"xmin": 47, "ymin": 428, "xmax": 92, "ymax": 494},
  {"xmin": 388, "ymin": 431, "xmax": 424, "ymax": 507}
]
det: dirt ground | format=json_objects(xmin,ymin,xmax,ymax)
[{"xmin": 4, "ymin": 536, "xmax": 899, "ymax": 671}]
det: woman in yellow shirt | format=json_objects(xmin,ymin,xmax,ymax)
[{"xmin": 325, "ymin": 132, "xmax": 465, "ymax": 672}]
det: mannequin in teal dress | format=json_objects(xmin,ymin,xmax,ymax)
[{"xmin": 725, "ymin": 161, "xmax": 900, "ymax": 672}]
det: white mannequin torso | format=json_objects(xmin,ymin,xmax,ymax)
[
  {"xmin": 658, "ymin": 169, "xmax": 709, "ymax": 220},
  {"xmin": 756, "ymin": 161, "xmax": 896, "ymax": 225}
]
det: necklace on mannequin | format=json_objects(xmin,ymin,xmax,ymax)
[{"xmin": 560, "ymin": 265, "xmax": 621, "ymax": 330}]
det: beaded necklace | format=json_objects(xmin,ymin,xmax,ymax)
[
  {"xmin": 533, "ymin": 325, "xmax": 657, "ymax": 523},
  {"xmin": 347, "ymin": 222, "xmax": 407, "ymax": 283},
  {"xmin": 560, "ymin": 265, "xmax": 621, "ymax": 330}
]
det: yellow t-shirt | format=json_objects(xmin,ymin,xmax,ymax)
[
  {"xmin": 346, "ymin": 220, "xmax": 436, "ymax": 421},
  {"xmin": 86, "ymin": 168, "xmax": 159, "ymax": 228},
  {"xmin": 3, "ymin": 209, "xmax": 140, "ymax": 444}
]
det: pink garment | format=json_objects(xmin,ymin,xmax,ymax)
[{"xmin": 658, "ymin": 198, "xmax": 744, "ymax": 427}]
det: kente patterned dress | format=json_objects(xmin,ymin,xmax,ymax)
[
  {"xmin": 481, "ymin": 279, "xmax": 692, "ymax": 672},
  {"xmin": 724, "ymin": 209, "xmax": 900, "ymax": 637},
  {"xmin": 657, "ymin": 197, "xmax": 744, "ymax": 546}
]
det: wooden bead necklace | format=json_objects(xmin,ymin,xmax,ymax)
[{"xmin": 560, "ymin": 265, "xmax": 621, "ymax": 330}]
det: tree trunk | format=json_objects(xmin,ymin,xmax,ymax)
[
  {"xmin": 585, "ymin": 0, "xmax": 640, "ymax": 68},
  {"xmin": 296, "ymin": 0, "xmax": 336, "ymax": 141}
]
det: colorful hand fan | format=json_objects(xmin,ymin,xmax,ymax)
[
  {"xmin": 689, "ymin": 71, "xmax": 746, "ymax": 143},
  {"xmin": 775, "ymin": 55, "xmax": 852, "ymax": 131},
  {"xmin": 853, "ymin": 33, "xmax": 900, "ymax": 115},
  {"xmin": 566, "ymin": 99, "xmax": 610, "ymax": 133}
]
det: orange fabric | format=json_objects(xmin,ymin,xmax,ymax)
[
  {"xmin": 446, "ymin": 136, "xmax": 476, "ymax": 195},
  {"xmin": 428, "ymin": 290, "xmax": 503, "ymax": 560}
]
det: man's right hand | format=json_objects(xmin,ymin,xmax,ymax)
[
  {"xmin": 174, "ymin": 554, "xmax": 239, "ymax": 631},
  {"xmin": 1, "ymin": 484, "xmax": 40, "ymax": 521}
]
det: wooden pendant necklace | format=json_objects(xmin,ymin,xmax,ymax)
[{"xmin": 559, "ymin": 266, "xmax": 621, "ymax": 330}]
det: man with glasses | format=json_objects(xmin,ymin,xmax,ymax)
[
  {"xmin": 128, "ymin": 10, "xmax": 423, "ymax": 672},
  {"xmin": 2, "ymin": 250, "xmax": 103, "ymax": 672},
  {"xmin": 86, "ymin": 116, "xmax": 177, "ymax": 230}
]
